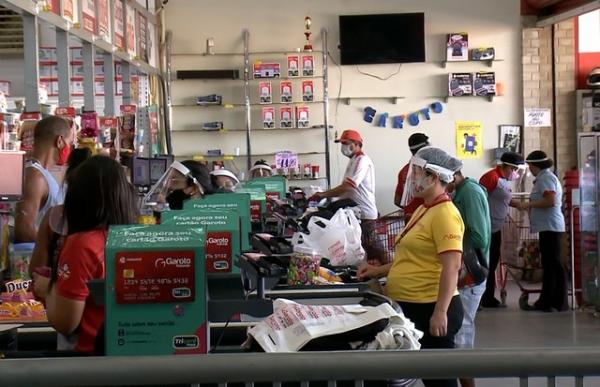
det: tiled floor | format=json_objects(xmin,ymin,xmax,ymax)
[{"xmin": 415, "ymin": 280, "xmax": 600, "ymax": 387}]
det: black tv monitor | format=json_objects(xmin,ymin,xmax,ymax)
[
  {"xmin": 339, "ymin": 13, "xmax": 426, "ymax": 65},
  {"xmin": 0, "ymin": 151, "xmax": 25, "ymax": 201}
]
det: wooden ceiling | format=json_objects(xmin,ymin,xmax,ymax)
[{"xmin": 522, "ymin": 0, "xmax": 597, "ymax": 17}]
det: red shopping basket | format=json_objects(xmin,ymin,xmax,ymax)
[{"xmin": 365, "ymin": 211, "xmax": 405, "ymax": 264}]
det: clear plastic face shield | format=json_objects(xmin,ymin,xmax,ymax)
[
  {"xmin": 250, "ymin": 164, "xmax": 272, "ymax": 179},
  {"xmin": 211, "ymin": 169, "xmax": 241, "ymax": 192},
  {"xmin": 401, "ymin": 156, "xmax": 455, "ymax": 202},
  {"xmin": 142, "ymin": 161, "xmax": 204, "ymax": 211}
]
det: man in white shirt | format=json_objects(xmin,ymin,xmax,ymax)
[{"xmin": 309, "ymin": 129, "xmax": 382, "ymax": 261}]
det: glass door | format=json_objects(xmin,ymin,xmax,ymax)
[{"xmin": 579, "ymin": 133, "xmax": 599, "ymax": 307}]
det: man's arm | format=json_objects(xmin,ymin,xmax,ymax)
[
  {"xmin": 15, "ymin": 168, "xmax": 48, "ymax": 242},
  {"xmin": 319, "ymin": 181, "xmax": 353, "ymax": 199}
]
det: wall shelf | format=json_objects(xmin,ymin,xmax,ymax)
[
  {"xmin": 181, "ymin": 151, "xmax": 326, "ymax": 160},
  {"xmin": 172, "ymin": 126, "xmax": 328, "ymax": 133},
  {"xmin": 172, "ymin": 50, "xmax": 324, "ymax": 57},
  {"xmin": 172, "ymin": 100, "xmax": 325, "ymax": 108},
  {"xmin": 440, "ymin": 59, "xmax": 504, "ymax": 68},
  {"xmin": 443, "ymin": 95, "xmax": 497, "ymax": 102},
  {"xmin": 331, "ymin": 96, "xmax": 406, "ymax": 105},
  {"xmin": 172, "ymin": 75, "xmax": 323, "ymax": 82}
]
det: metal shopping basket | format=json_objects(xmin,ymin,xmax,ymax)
[
  {"xmin": 364, "ymin": 211, "xmax": 405, "ymax": 265},
  {"xmin": 499, "ymin": 193, "xmax": 542, "ymax": 309}
]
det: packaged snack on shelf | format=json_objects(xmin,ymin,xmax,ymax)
[
  {"xmin": 280, "ymin": 106, "xmax": 294, "ymax": 128},
  {"xmin": 0, "ymin": 279, "xmax": 47, "ymax": 322},
  {"xmin": 302, "ymin": 55, "xmax": 314, "ymax": 76},
  {"xmin": 18, "ymin": 112, "xmax": 41, "ymax": 155},
  {"xmin": 448, "ymin": 73, "xmax": 473, "ymax": 96},
  {"xmin": 296, "ymin": 106, "xmax": 310, "ymax": 128},
  {"xmin": 259, "ymin": 81, "xmax": 272, "ymax": 104},
  {"xmin": 119, "ymin": 104, "xmax": 136, "ymax": 155},
  {"xmin": 81, "ymin": 111, "xmax": 99, "ymax": 138},
  {"xmin": 99, "ymin": 116, "xmax": 118, "ymax": 149},
  {"xmin": 473, "ymin": 72, "xmax": 496, "ymax": 96},
  {"xmin": 287, "ymin": 55, "xmax": 299, "ymax": 77},
  {"xmin": 446, "ymin": 33, "xmax": 468, "ymax": 61},
  {"xmin": 262, "ymin": 107, "xmax": 275, "ymax": 129},
  {"xmin": 280, "ymin": 81, "xmax": 293, "ymax": 103},
  {"xmin": 302, "ymin": 80, "xmax": 314, "ymax": 102},
  {"xmin": 9, "ymin": 243, "xmax": 34, "ymax": 281}
]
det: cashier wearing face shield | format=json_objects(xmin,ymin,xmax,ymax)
[
  {"xmin": 210, "ymin": 169, "xmax": 241, "ymax": 193},
  {"xmin": 250, "ymin": 160, "xmax": 273, "ymax": 179},
  {"xmin": 143, "ymin": 160, "xmax": 214, "ymax": 211}
]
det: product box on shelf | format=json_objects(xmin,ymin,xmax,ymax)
[
  {"xmin": 302, "ymin": 80, "xmax": 314, "ymax": 102},
  {"xmin": 97, "ymin": 0, "xmax": 111, "ymax": 43},
  {"xmin": 81, "ymin": 0, "xmax": 97, "ymax": 34},
  {"xmin": 114, "ymin": 0, "xmax": 125, "ymax": 50},
  {"xmin": 446, "ymin": 33, "xmax": 468, "ymax": 61},
  {"xmin": 71, "ymin": 62, "xmax": 84, "ymax": 77},
  {"xmin": 184, "ymin": 193, "xmax": 251, "ymax": 250},
  {"xmin": 61, "ymin": 0, "xmax": 78, "ymax": 23},
  {"xmin": 95, "ymin": 78, "xmax": 105, "ymax": 96},
  {"xmin": 70, "ymin": 77, "xmax": 85, "ymax": 96},
  {"xmin": 125, "ymin": 3, "xmax": 137, "ymax": 57},
  {"xmin": 302, "ymin": 55, "xmax": 314, "ymax": 76},
  {"xmin": 40, "ymin": 78, "xmax": 59, "ymax": 97},
  {"xmin": 39, "ymin": 63, "xmax": 58, "ymax": 78},
  {"xmin": 259, "ymin": 82, "xmax": 272, "ymax": 104},
  {"xmin": 253, "ymin": 62, "xmax": 281, "ymax": 79},
  {"xmin": 448, "ymin": 73, "xmax": 473, "ymax": 96},
  {"xmin": 105, "ymin": 225, "xmax": 207, "ymax": 356},
  {"xmin": 280, "ymin": 81, "xmax": 293, "ymax": 103},
  {"xmin": 473, "ymin": 72, "xmax": 496, "ymax": 96},
  {"xmin": 70, "ymin": 47, "xmax": 83, "ymax": 61},
  {"xmin": 287, "ymin": 55, "xmax": 299, "ymax": 77},
  {"xmin": 472, "ymin": 47, "xmax": 495, "ymax": 61},
  {"xmin": 296, "ymin": 106, "xmax": 310, "ymax": 128},
  {"xmin": 161, "ymin": 209, "xmax": 241, "ymax": 274},
  {"xmin": 38, "ymin": 47, "xmax": 57, "ymax": 62},
  {"xmin": 280, "ymin": 106, "xmax": 294, "ymax": 128},
  {"xmin": 262, "ymin": 107, "xmax": 275, "ymax": 129}
]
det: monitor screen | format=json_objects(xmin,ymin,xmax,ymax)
[
  {"xmin": 132, "ymin": 157, "xmax": 150, "ymax": 186},
  {"xmin": 149, "ymin": 158, "xmax": 167, "ymax": 184},
  {"xmin": 339, "ymin": 13, "xmax": 426, "ymax": 65},
  {"xmin": 0, "ymin": 151, "xmax": 25, "ymax": 201}
]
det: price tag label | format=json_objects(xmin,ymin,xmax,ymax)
[{"xmin": 275, "ymin": 151, "xmax": 298, "ymax": 169}]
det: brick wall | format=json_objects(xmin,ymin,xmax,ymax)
[
  {"xmin": 522, "ymin": 20, "xmax": 577, "ymax": 177},
  {"xmin": 554, "ymin": 20, "xmax": 577, "ymax": 175}
]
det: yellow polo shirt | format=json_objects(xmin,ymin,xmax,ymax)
[{"xmin": 386, "ymin": 201, "xmax": 464, "ymax": 303}]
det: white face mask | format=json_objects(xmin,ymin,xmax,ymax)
[
  {"xmin": 411, "ymin": 175, "xmax": 435, "ymax": 197},
  {"xmin": 341, "ymin": 144, "xmax": 354, "ymax": 158}
]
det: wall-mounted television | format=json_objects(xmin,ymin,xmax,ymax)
[{"xmin": 339, "ymin": 13, "xmax": 426, "ymax": 65}]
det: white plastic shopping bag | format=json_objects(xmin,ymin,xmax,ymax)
[{"xmin": 293, "ymin": 208, "xmax": 365, "ymax": 266}]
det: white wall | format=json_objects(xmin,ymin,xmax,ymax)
[{"xmin": 166, "ymin": 0, "xmax": 523, "ymax": 214}]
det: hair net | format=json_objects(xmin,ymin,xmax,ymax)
[{"xmin": 415, "ymin": 147, "xmax": 463, "ymax": 181}]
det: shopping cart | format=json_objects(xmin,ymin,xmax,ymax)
[
  {"xmin": 364, "ymin": 211, "xmax": 405, "ymax": 265},
  {"xmin": 498, "ymin": 194, "xmax": 542, "ymax": 309}
]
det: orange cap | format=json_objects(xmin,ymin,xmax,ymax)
[{"xmin": 335, "ymin": 129, "xmax": 363, "ymax": 144}]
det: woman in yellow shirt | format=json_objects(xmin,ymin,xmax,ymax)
[{"xmin": 359, "ymin": 147, "xmax": 465, "ymax": 387}]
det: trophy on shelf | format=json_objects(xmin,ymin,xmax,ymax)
[{"xmin": 303, "ymin": 16, "xmax": 313, "ymax": 52}]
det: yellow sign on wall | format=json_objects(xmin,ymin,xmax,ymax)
[{"xmin": 456, "ymin": 121, "xmax": 483, "ymax": 159}]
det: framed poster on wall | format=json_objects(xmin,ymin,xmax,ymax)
[
  {"xmin": 113, "ymin": 0, "xmax": 124, "ymax": 50},
  {"xmin": 125, "ymin": 3, "xmax": 137, "ymax": 57},
  {"xmin": 499, "ymin": 125, "xmax": 523, "ymax": 154},
  {"xmin": 97, "ymin": 0, "xmax": 110, "ymax": 42},
  {"xmin": 81, "ymin": 0, "xmax": 96, "ymax": 34}
]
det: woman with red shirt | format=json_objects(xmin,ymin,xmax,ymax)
[{"xmin": 33, "ymin": 156, "xmax": 137, "ymax": 354}]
